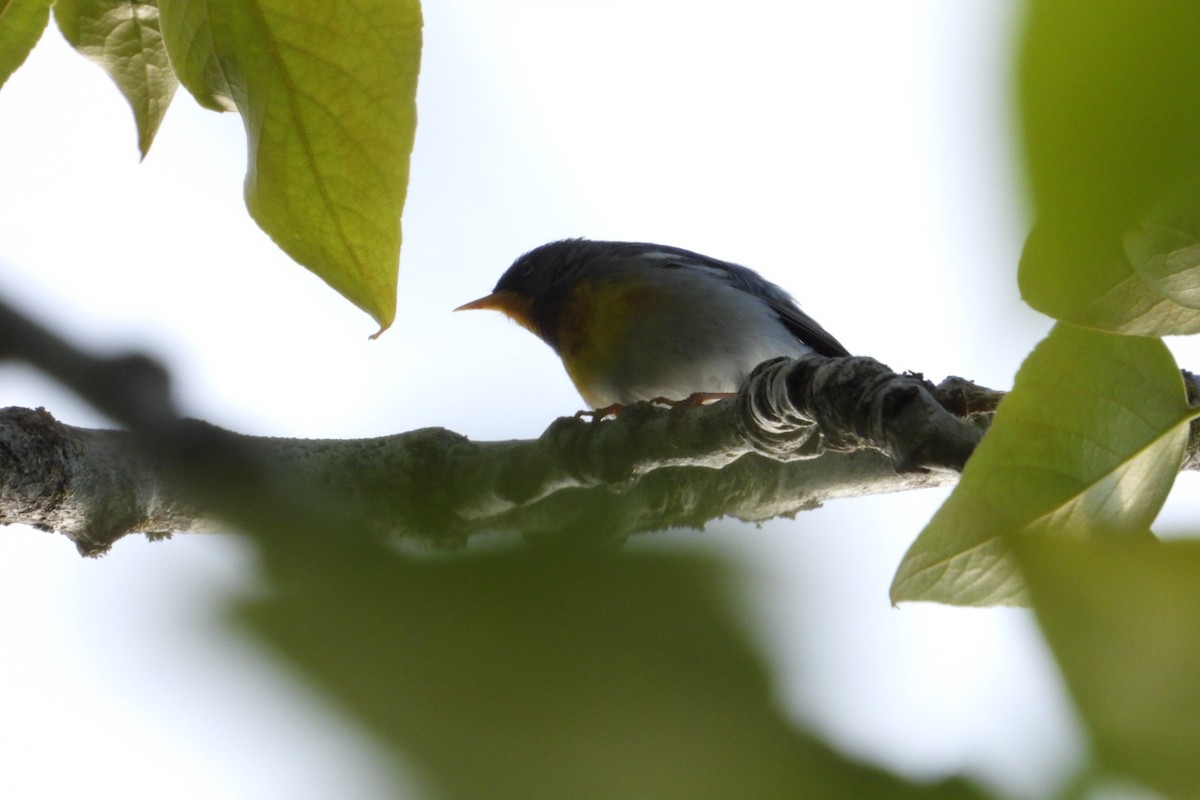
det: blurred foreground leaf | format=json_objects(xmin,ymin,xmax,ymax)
[
  {"xmin": 1018, "ymin": 1, "xmax": 1200, "ymax": 334},
  {"xmin": 1018, "ymin": 537, "xmax": 1200, "ymax": 798},
  {"xmin": 0, "ymin": 0, "xmax": 52, "ymax": 89},
  {"xmin": 237, "ymin": 533, "xmax": 991, "ymax": 800},
  {"xmin": 158, "ymin": 0, "xmax": 421, "ymax": 331},
  {"xmin": 891, "ymin": 325, "xmax": 1189, "ymax": 606},
  {"xmin": 1021, "ymin": 210, "xmax": 1200, "ymax": 336},
  {"xmin": 54, "ymin": 0, "xmax": 177, "ymax": 157}
]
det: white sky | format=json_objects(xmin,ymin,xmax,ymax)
[{"xmin": 0, "ymin": 2, "xmax": 1193, "ymax": 798}]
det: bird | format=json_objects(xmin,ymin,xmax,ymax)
[{"xmin": 456, "ymin": 239, "xmax": 850, "ymax": 410}]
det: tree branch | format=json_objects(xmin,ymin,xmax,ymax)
[
  {"xmin": 0, "ymin": 400, "xmax": 962, "ymax": 554},
  {"xmin": 0, "ymin": 347, "xmax": 992, "ymax": 551},
  {"xmin": 2, "ymin": 296, "xmax": 1194, "ymax": 554}
]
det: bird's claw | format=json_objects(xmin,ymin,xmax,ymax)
[
  {"xmin": 575, "ymin": 402, "xmax": 625, "ymax": 422},
  {"xmin": 649, "ymin": 391, "xmax": 736, "ymax": 409}
]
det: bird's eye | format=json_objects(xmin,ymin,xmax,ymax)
[{"xmin": 519, "ymin": 264, "xmax": 535, "ymax": 277}]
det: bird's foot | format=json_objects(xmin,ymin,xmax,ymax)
[
  {"xmin": 575, "ymin": 402, "xmax": 625, "ymax": 422},
  {"xmin": 650, "ymin": 391, "xmax": 736, "ymax": 409}
]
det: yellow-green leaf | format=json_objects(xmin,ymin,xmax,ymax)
[
  {"xmin": 1017, "ymin": 2, "xmax": 1200, "ymax": 334},
  {"xmin": 158, "ymin": 0, "xmax": 422, "ymax": 332},
  {"xmin": 1020, "ymin": 205, "xmax": 1200, "ymax": 337},
  {"xmin": 0, "ymin": 0, "xmax": 53, "ymax": 90},
  {"xmin": 54, "ymin": 0, "xmax": 178, "ymax": 158},
  {"xmin": 1017, "ymin": 537, "xmax": 1200, "ymax": 797},
  {"xmin": 890, "ymin": 325, "xmax": 1190, "ymax": 606}
]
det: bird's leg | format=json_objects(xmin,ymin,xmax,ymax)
[
  {"xmin": 574, "ymin": 392, "xmax": 732, "ymax": 422},
  {"xmin": 575, "ymin": 402, "xmax": 625, "ymax": 422},
  {"xmin": 650, "ymin": 391, "xmax": 736, "ymax": 409}
]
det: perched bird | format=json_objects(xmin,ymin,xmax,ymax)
[{"xmin": 456, "ymin": 239, "xmax": 850, "ymax": 409}]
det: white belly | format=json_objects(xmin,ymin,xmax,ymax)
[{"xmin": 573, "ymin": 269, "xmax": 811, "ymax": 406}]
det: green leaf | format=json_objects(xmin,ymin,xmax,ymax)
[
  {"xmin": 158, "ymin": 0, "xmax": 422, "ymax": 332},
  {"xmin": 237, "ymin": 534, "xmax": 995, "ymax": 800},
  {"xmin": 1017, "ymin": 2, "xmax": 1200, "ymax": 335},
  {"xmin": 1020, "ymin": 205, "xmax": 1200, "ymax": 337},
  {"xmin": 0, "ymin": 0, "xmax": 53, "ymax": 90},
  {"xmin": 1017, "ymin": 537, "xmax": 1200, "ymax": 797},
  {"xmin": 54, "ymin": 0, "xmax": 178, "ymax": 158},
  {"xmin": 890, "ymin": 325, "xmax": 1190, "ymax": 606}
]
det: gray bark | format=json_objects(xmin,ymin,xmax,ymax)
[{"xmin": 0, "ymin": 354, "xmax": 993, "ymax": 554}]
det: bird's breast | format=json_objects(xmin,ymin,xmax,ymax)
[
  {"xmin": 555, "ymin": 278, "xmax": 666, "ymax": 402},
  {"xmin": 554, "ymin": 269, "xmax": 809, "ymax": 407}
]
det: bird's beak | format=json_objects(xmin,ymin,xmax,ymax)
[
  {"xmin": 454, "ymin": 292, "xmax": 507, "ymax": 312},
  {"xmin": 453, "ymin": 289, "xmax": 540, "ymax": 335},
  {"xmin": 454, "ymin": 289, "xmax": 537, "ymax": 332}
]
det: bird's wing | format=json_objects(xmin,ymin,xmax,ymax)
[
  {"xmin": 742, "ymin": 275, "xmax": 851, "ymax": 358},
  {"xmin": 629, "ymin": 244, "xmax": 852, "ymax": 358}
]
